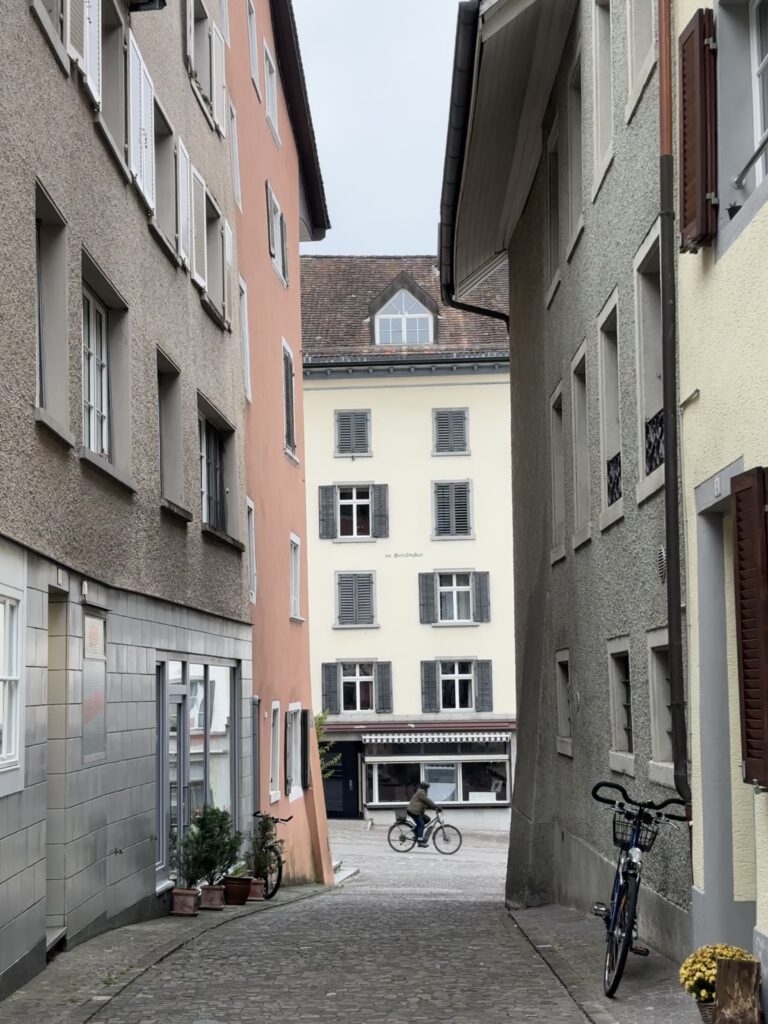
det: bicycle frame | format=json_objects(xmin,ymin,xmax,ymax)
[{"xmin": 607, "ymin": 821, "xmax": 643, "ymax": 934}]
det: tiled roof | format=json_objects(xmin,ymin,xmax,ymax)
[{"xmin": 300, "ymin": 255, "xmax": 509, "ymax": 364}]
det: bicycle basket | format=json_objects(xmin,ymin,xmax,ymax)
[
  {"xmin": 394, "ymin": 809, "xmax": 408, "ymax": 823},
  {"xmin": 612, "ymin": 811, "xmax": 658, "ymax": 853}
]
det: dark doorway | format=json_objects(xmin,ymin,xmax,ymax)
[{"xmin": 323, "ymin": 741, "xmax": 362, "ymax": 819}]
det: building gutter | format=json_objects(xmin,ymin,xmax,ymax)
[{"xmin": 659, "ymin": 0, "xmax": 691, "ymax": 808}]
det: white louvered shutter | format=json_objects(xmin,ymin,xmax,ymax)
[
  {"xmin": 141, "ymin": 62, "xmax": 156, "ymax": 211},
  {"xmin": 186, "ymin": 0, "xmax": 195, "ymax": 70},
  {"xmin": 84, "ymin": 0, "xmax": 102, "ymax": 108},
  {"xmin": 223, "ymin": 220, "xmax": 233, "ymax": 322},
  {"xmin": 177, "ymin": 139, "xmax": 191, "ymax": 263},
  {"xmin": 211, "ymin": 24, "xmax": 226, "ymax": 134},
  {"xmin": 69, "ymin": 0, "xmax": 86, "ymax": 68},
  {"xmin": 191, "ymin": 166, "xmax": 207, "ymax": 288},
  {"xmin": 128, "ymin": 33, "xmax": 143, "ymax": 188}
]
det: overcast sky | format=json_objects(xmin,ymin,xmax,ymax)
[{"xmin": 292, "ymin": 0, "xmax": 461, "ymax": 256}]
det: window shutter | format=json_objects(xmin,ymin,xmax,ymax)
[
  {"xmin": 472, "ymin": 572, "xmax": 491, "ymax": 623},
  {"xmin": 372, "ymin": 484, "xmax": 389, "ymax": 539},
  {"xmin": 355, "ymin": 574, "xmax": 374, "ymax": 625},
  {"xmin": 220, "ymin": 0, "xmax": 229, "ymax": 44},
  {"xmin": 69, "ymin": 0, "xmax": 86, "ymax": 68},
  {"xmin": 336, "ymin": 412, "xmax": 353, "ymax": 454},
  {"xmin": 300, "ymin": 709, "xmax": 311, "ymax": 789},
  {"xmin": 280, "ymin": 213, "xmax": 289, "ymax": 284},
  {"xmin": 418, "ymin": 573, "xmax": 437, "ymax": 624},
  {"xmin": 191, "ymin": 166, "xmax": 207, "ymax": 288},
  {"xmin": 141, "ymin": 62, "xmax": 156, "ymax": 212},
  {"xmin": 421, "ymin": 661, "xmax": 439, "ymax": 713},
  {"xmin": 84, "ymin": 0, "xmax": 101, "ymax": 108},
  {"xmin": 128, "ymin": 34, "xmax": 143, "ymax": 188},
  {"xmin": 678, "ymin": 9, "xmax": 717, "ymax": 253},
  {"xmin": 177, "ymin": 138, "xmax": 191, "ymax": 263},
  {"xmin": 266, "ymin": 184, "xmax": 276, "ymax": 257},
  {"xmin": 454, "ymin": 483, "xmax": 471, "ymax": 535},
  {"xmin": 731, "ymin": 469, "xmax": 768, "ymax": 788},
  {"xmin": 283, "ymin": 348, "xmax": 296, "ymax": 451},
  {"xmin": 353, "ymin": 412, "xmax": 369, "ymax": 454},
  {"xmin": 375, "ymin": 663, "xmax": 393, "ymax": 714},
  {"xmin": 434, "ymin": 483, "xmax": 451, "ymax": 536},
  {"xmin": 223, "ymin": 220, "xmax": 233, "ymax": 322},
  {"xmin": 434, "ymin": 410, "xmax": 467, "ymax": 453},
  {"xmin": 475, "ymin": 661, "xmax": 494, "ymax": 712},
  {"xmin": 211, "ymin": 24, "xmax": 226, "ymax": 133},
  {"xmin": 318, "ymin": 485, "xmax": 337, "ymax": 540},
  {"xmin": 284, "ymin": 712, "xmax": 290, "ymax": 795},
  {"xmin": 186, "ymin": 0, "xmax": 195, "ymax": 70},
  {"xmin": 321, "ymin": 663, "xmax": 340, "ymax": 715},
  {"xmin": 435, "ymin": 482, "xmax": 471, "ymax": 536},
  {"xmin": 337, "ymin": 574, "xmax": 355, "ymax": 625}
]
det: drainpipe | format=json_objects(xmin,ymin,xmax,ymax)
[{"xmin": 659, "ymin": 0, "xmax": 691, "ymax": 808}]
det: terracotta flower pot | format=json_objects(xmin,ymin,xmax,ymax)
[
  {"xmin": 247, "ymin": 878, "xmax": 265, "ymax": 901},
  {"xmin": 697, "ymin": 1003, "xmax": 715, "ymax": 1024},
  {"xmin": 171, "ymin": 887, "xmax": 199, "ymax": 916},
  {"xmin": 199, "ymin": 884, "xmax": 225, "ymax": 910},
  {"xmin": 223, "ymin": 875, "xmax": 253, "ymax": 905}
]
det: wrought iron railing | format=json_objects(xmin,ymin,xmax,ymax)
[
  {"xmin": 607, "ymin": 452, "xmax": 622, "ymax": 507},
  {"xmin": 644, "ymin": 409, "xmax": 664, "ymax": 476}
]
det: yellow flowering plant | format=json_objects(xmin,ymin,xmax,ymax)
[{"xmin": 679, "ymin": 944, "xmax": 756, "ymax": 1003}]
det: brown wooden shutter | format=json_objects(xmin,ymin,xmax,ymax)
[
  {"xmin": 678, "ymin": 9, "xmax": 717, "ymax": 253},
  {"xmin": 731, "ymin": 468, "xmax": 768, "ymax": 788}
]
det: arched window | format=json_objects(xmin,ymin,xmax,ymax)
[{"xmin": 375, "ymin": 289, "xmax": 433, "ymax": 345}]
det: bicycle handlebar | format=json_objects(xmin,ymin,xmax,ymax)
[
  {"xmin": 591, "ymin": 781, "xmax": 688, "ymax": 822},
  {"xmin": 253, "ymin": 811, "xmax": 294, "ymax": 824}
]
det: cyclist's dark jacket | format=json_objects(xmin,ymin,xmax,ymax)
[{"xmin": 406, "ymin": 788, "xmax": 437, "ymax": 815}]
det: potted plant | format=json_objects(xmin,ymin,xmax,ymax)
[
  {"xmin": 246, "ymin": 814, "xmax": 279, "ymax": 900},
  {"xmin": 679, "ymin": 944, "xmax": 757, "ymax": 1022},
  {"xmin": 169, "ymin": 826, "xmax": 203, "ymax": 916},
  {"xmin": 194, "ymin": 806, "xmax": 242, "ymax": 910}
]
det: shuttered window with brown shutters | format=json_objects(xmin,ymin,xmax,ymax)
[
  {"xmin": 679, "ymin": 9, "xmax": 717, "ymax": 253},
  {"xmin": 731, "ymin": 468, "xmax": 768, "ymax": 787}
]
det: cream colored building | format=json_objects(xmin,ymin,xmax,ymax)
[
  {"xmin": 676, "ymin": 0, "xmax": 768, "ymax": 997},
  {"xmin": 301, "ymin": 256, "xmax": 515, "ymax": 830}
]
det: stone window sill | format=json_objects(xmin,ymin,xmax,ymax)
[
  {"xmin": 201, "ymin": 522, "xmax": 245, "ymax": 552},
  {"xmin": 161, "ymin": 497, "xmax": 193, "ymax": 523},
  {"xmin": 149, "ymin": 219, "xmax": 182, "ymax": 269},
  {"xmin": 94, "ymin": 113, "xmax": 131, "ymax": 183},
  {"xmin": 599, "ymin": 499, "xmax": 624, "ymax": 533},
  {"xmin": 35, "ymin": 407, "xmax": 75, "ymax": 448},
  {"xmin": 566, "ymin": 215, "xmax": 585, "ymax": 263},
  {"xmin": 556, "ymin": 737, "xmax": 573, "ymax": 758},
  {"xmin": 191, "ymin": 78, "xmax": 217, "ymax": 131},
  {"xmin": 591, "ymin": 146, "xmax": 615, "ymax": 204},
  {"xmin": 284, "ymin": 448, "xmax": 300, "ymax": 466},
  {"xmin": 572, "ymin": 522, "xmax": 592, "ymax": 551},
  {"xmin": 550, "ymin": 542, "xmax": 566, "ymax": 566},
  {"xmin": 332, "ymin": 623, "xmax": 380, "ymax": 630},
  {"xmin": 545, "ymin": 269, "xmax": 562, "ymax": 310},
  {"xmin": 625, "ymin": 54, "xmax": 656, "ymax": 125},
  {"xmin": 200, "ymin": 291, "xmax": 228, "ymax": 331},
  {"xmin": 79, "ymin": 447, "xmax": 136, "ymax": 493},
  {"xmin": 648, "ymin": 759, "xmax": 675, "ymax": 789},
  {"xmin": 609, "ymin": 750, "xmax": 635, "ymax": 777},
  {"xmin": 289, "ymin": 615, "xmax": 305, "ymax": 624},
  {"xmin": 431, "ymin": 534, "xmax": 475, "ymax": 542},
  {"xmin": 636, "ymin": 464, "xmax": 665, "ymax": 506},
  {"xmin": 332, "ymin": 537, "xmax": 377, "ymax": 544}
]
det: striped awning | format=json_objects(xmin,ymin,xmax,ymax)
[{"xmin": 361, "ymin": 731, "xmax": 509, "ymax": 744}]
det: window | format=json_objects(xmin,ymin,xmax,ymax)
[
  {"xmin": 199, "ymin": 416, "xmax": 226, "ymax": 531},
  {"xmin": 246, "ymin": 499, "xmax": 256, "ymax": 602},
  {"xmin": 282, "ymin": 341, "xmax": 296, "ymax": 456},
  {"xmin": 338, "ymin": 486, "xmax": 371, "ymax": 539},
  {"xmin": 82, "ymin": 613, "xmax": 107, "ymax": 760},
  {"xmin": 752, "ymin": 0, "xmax": 768, "ymax": 182},
  {"xmin": 129, "ymin": 32, "xmax": 156, "ymax": 211},
  {"xmin": 550, "ymin": 385, "xmax": 565, "ymax": 559},
  {"xmin": 598, "ymin": 292, "xmax": 622, "ymax": 525},
  {"xmin": 269, "ymin": 701, "xmax": 280, "ymax": 801},
  {"xmin": 35, "ymin": 184, "xmax": 69, "ymax": 432},
  {"xmin": 153, "ymin": 102, "xmax": 175, "ymax": 243},
  {"xmin": 40, "ymin": 0, "xmax": 64, "ymax": 40},
  {"xmin": 375, "ymin": 289, "xmax": 433, "ymax": 345},
  {"xmin": 100, "ymin": 0, "xmax": 126, "ymax": 153},
  {"xmin": 82, "ymin": 286, "xmax": 110, "ymax": 457},
  {"xmin": 289, "ymin": 534, "xmax": 301, "ymax": 619},
  {"xmin": 247, "ymin": 0, "xmax": 259, "ymax": 88},
  {"xmin": 239, "ymin": 278, "xmax": 251, "ymax": 400},
  {"xmin": 433, "ymin": 409, "xmax": 468, "ymax": 455},
  {"xmin": 546, "ymin": 119, "xmax": 560, "ymax": 293},
  {"xmin": 627, "ymin": 0, "xmax": 655, "ymax": 117},
  {"xmin": 367, "ymin": 760, "xmax": 508, "ymax": 806},
  {"xmin": 205, "ymin": 193, "xmax": 224, "ymax": 311},
  {"xmin": 433, "ymin": 481, "xmax": 472, "ymax": 538},
  {"xmin": 555, "ymin": 651, "xmax": 572, "ymax": 756},
  {"xmin": 593, "ymin": 0, "xmax": 614, "ymax": 184},
  {"xmin": 336, "ymin": 572, "xmax": 375, "ymax": 627},
  {"xmin": 207, "ymin": 665, "xmax": 234, "ymax": 813},
  {"xmin": 437, "ymin": 573, "xmax": 472, "ymax": 623},
  {"xmin": 211, "ymin": 23, "xmax": 226, "ymax": 132},
  {"xmin": 634, "ymin": 225, "xmax": 664, "ymax": 496},
  {"xmin": 285, "ymin": 705, "xmax": 302, "ymax": 799},
  {"xmin": 264, "ymin": 42, "xmax": 279, "ymax": 137},
  {"xmin": 342, "ymin": 662, "xmax": 374, "ymax": 712},
  {"xmin": 157, "ymin": 350, "xmax": 184, "ymax": 508},
  {"xmin": 229, "ymin": 102, "xmax": 241, "ymax": 208},
  {"xmin": 266, "ymin": 185, "xmax": 289, "ymax": 283},
  {"xmin": 568, "ymin": 53, "xmax": 583, "ymax": 244},
  {"xmin": 608, "ymin": 641, "xmax": 633, "ymax": 773},
  {"xmin": 0, "ymin": 597, "xmax": 20, "ymax": 769},
  {"xmin": 648, "ymin": 629, "xmax": 673, "ymax": 786},
  {"xmin": 571, "ymin": 343, "xmax": 590, "ymax": 543},
  {"xmin": 189, "ymin": 0, "xmax": 212, "ymax": 102},
  {"xmin": 318, "ymin": 484, "xmax": 388, "ymax": 540},
  {"xmin": 336, "ymin": 410, "xmax": 370, "ymax": 456},
  {"xmin": 439, "ymin": 660, "xmax": 474, "ymax": 710}
]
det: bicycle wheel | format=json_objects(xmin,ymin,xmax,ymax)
[
  {"xmin": 261, "ymin": 844, "xmax": 283, "ymax": 900},
  {"xmin": 433, "ymin": 824, "xmax": 463, "ymax": 855},
  {"xmin": 387, "ymin": 822, "xmax": 416, "ymax": 853},
  {"xmin": 604, "ymin": 872, "xmax": 639, "ymax": 997}
]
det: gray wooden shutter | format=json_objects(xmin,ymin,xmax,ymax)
[
  {"xmin": 355, "ymin": 573, "xmax": 374, "ymax": 624},
  {"xmin": 475, "ymin": 661, "xmax": 493, "ymax": 712},
  {"xmin": 375, "ymin": 663, "xmax": 393, "ymax": 714},
  {"xmin": 453, "ymin": 482, "xmax": 471, "ymax": 535},
  {"xmin": 434, "ymin": 410, "xmax": 467, "ymax": 453},
  {"xmin": 434, "ymin": 483, "xmax": 451, "ymax": 536},
  {"xmin": 321, "ymin": 663, "xmax": 340, "ymax": 714},
  {"xmin": 472, "ymin": 572, "xmax": 491, "ymax": 623},
  {"xmin": 434, "ymin": 482, "xmax": 471, "ymax": 536},
  {"xmin": 354, "ymin": 411, "xmax": 370, "ymax": 454},
  {"xmin": 372, "ymin": 485, "xmax": 389, "ymax": 538},
  {"xmin": 337, "ymin": 574, "xmax": 355, "ymax": 625},
  {"xmin": 319, "ymin": 485, "xmax": 337, "ymax": 539},
  {"xmin": 336, "ymin": 412, "xmax": 353, "ymax": 454},
  {"xmin": 418, "ymin": 573, "xmax": 437, "ymax": 624},
  {"xmin": 421, "ymin": 661, "xmax": 439, "ymax": 713},
  {"xmin": 300, "ymin": 709, "xmax": 311, "ymax": 789}
]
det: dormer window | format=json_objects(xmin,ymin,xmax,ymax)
[{"xmin": 375, "ymin": 289, "xmax": 433, "ymax": 346}]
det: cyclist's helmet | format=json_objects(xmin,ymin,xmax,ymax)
[{"xmin": 419, "ymin": 781, "xmax": 431, "ymax": 789}]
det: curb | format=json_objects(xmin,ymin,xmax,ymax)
[{"xmin": 333, "ymin": 866, "xmax": 360, "ymax": 886}]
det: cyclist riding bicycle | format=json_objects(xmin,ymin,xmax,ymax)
[{"xmin": 406, "ymin": 781, "xmax": 441, "ymax": 847}]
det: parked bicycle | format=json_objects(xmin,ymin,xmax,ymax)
[
  {"xmin": 591, "ymin": 781, "xmax": 687, "ymax": 997},
  {"xmin": 253, "ymin": 811, "xmax": 293, "ymax": 899},
  {"xmin": 387, "ymin": 809, "xmax": 463, "ymax": 855}
]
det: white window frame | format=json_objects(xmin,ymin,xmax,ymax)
[
  {"xmin": 289, "ymin": 533, "xmax": 301, "ymax": 620},
  {"xmin": 592, "ymin": 0, "xmax": 614, "ymax": 200},
  {"xmin": 570, "ymin": 340, "xmax": 591, "ymax": 549},
  {"xmin": 438, "ymin": 660, "xmax": 475, "ymax": 711},
  {"xmin": 550, "ymin": 383, "xmax": 565, "ymax": 564},
  {"xmin": 546, "ymin": 117, "xmax": 561, "ymax": 306},
  {"xmin": 750, "ymin": 0, "xmax": 768, "ymax": 185},
  {"xmin": 374, "ymin": 290, "xmax": 434, "ymax": 346},
  {"xmin": 229, "ymin": 101, "xmax": 241, "ymax": 209},
  {"xmin": 0, "ymin": 593, "xmax": 21, "ymax": 774},
  {"xmin": 82, "ymin": 285, "xmax": 111, "ymax": 458},
  {"xmin": 567, "ymin": 46, "xmax": 585, "ymax": 256},
  {"xmin": 337, "ymin": 484, "xmax": 372, "ymax": 540},
  {"xmin": 268, "ymin": 187, "xmax": 288, "ymax": 283},
  {"xmin": 633, "ymin": 220, "xmax": 665, "ymax": 504},
  {"xmin": 597, "ymin": 288, "xmax": 623, "ymax": 531},
  {"xmin": 246, "ymin": 498, "xmax": 256, "ymax": 603},
  {"xmin": 436, "ymin": 572, "xmax": 473, "ymax": 624},
  {"xmin": 286, "ymin": 702, "xmax": 303, "ymax": 801},
  {"xmin": 340, "ymin": 662, "xmax": 376, "ymax": 713},
  {"xmin": 607, "ymin": 637, "xmax": 634, "ymax": 776},
  {"xmin": 239, "ymin": 277, "xmax": 251, "ymax": 401},
  {"xmin": 269, "ymin": 700, "xmax": 280, "ymax": 803},
  {"xmin": 555, "ymin": 649, "xmax": 572, "ymax": 757},
  {"xmin": 264, "ymin": 41, "xmax": 280, "ymax": 142},
  {"xmin": 247, "ymin": 0, "xmax": 259, "ymax": 92},
  {"xmin": 647, "ymin": 627, "xmax": 674, "ymax": 788},
  {"xmin": 626, "ymin": 0, "xmax": 656, "ymax": 123}
]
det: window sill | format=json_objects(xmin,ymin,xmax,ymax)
[
  {"xmin": 271, "ymin": 260, "xmax": 288, "ymax": 289},
  {"xmin": 160, "ymin": 497, "xmax": 193, "ymax": 524},
  {"xmin": 200, "ymin": 291, "xmax": 228, "ymax": 331},
  {"xmin": 0, "ymin": 761, "xmax": 24, "ymax": 799},
  {"xmin": 332, "ymin": 623, "xmax": 380, "ymax": 630},
  {"xmin": 545, "ymin": 269, "xmax": 561, "ymax": 310},
  {"xmin": 431, "ymin": 534, "xmax": 475, "ymax": 542},
  {"xmin": 149, "ymin": 218, "xmax": 182, "ymax": 269},
  {"xmin": 609, "ymin": 750, "xmax": 635, "ymax": 777},
  {"xmin": 289, "ymin": 615, "xmax": 305, "ymax": 624},
  {"xmin": 598, "ymin": 499, "xmax": 624, "ymax": 533},
  {"xmin": 191, "ymin": 78, "xmax": 217, "ymax": 131},
  {"xmin": 155, "ymin": 878, "xmax": 175, "ymax": 896},
  {"xmin": 432, "ymin": 621, "xmax": 479, "ymax": 628},
  {"xmin": 625, "ymin": 53, "xmax": 656, "ymax": 125},
  {"xmin": 591, "ymin": 146, "xmax": 615, "ymax": 204},
  {"xmin": 556, "ymin": 737, "xmax": 573, "ymax": 758},
  {"xmin": 30, "ymin": 0, "xmax": 71, "ymax": 74},
  {"xmin": 550, "ymin": 542, "xmax": 566, "ymax": 566},
  {"xmin": 648, "ymin": 759, "xmax": 675, "ymax": 789},
  {"xmin": 334, "ymin": 452, "xmax": 372, "ymax": 459},
  {"xmin": 566, "ymin": 215, "xmax": 585, "ymax": 263},
  {"xmin": 94, "ymin": 113, "xmax": 131, "ymax": 183},
  {"xmin": 35, "ymin": 407, "xmax": 75, "ymax": 448},
  {"xmin": 269, "ymin": 790, "xmax": 281, "ymax": 805},
  {"xmin": 79, "ymin": 447, "xmax": 136, "ymax": 493},
  {"xmin": 284, "ymin": 448, "xmax": 300, "ymax": 466},
  {"xmin": 201, "ymin": 522, "xmax": 245, "ymax": 552},
  {"xmin": 288, "ymin": 786, "xmax": 303, "ymax": 803},
  {"xmin": 636, "ymin": 464, "xmax": 665, "ymax": 506},
  {"xmin": 267, "ymin": 115, "xmax": 282, "ymax": 149},
  {"xmin": 432, "ymin": 450, "xmax": 471, "ymax": 457},
  {"xmin": 572, "ymin": 522, "xmax": 592, "ymax": 551},
  {"xmin": 332, "ymin": 537, "xmax": 377, "ymax": 544}
]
